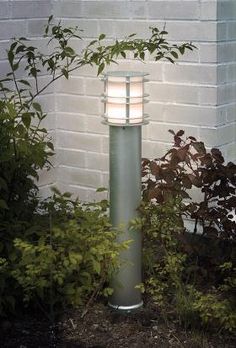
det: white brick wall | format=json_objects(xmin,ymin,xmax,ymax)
[
  {"xmin": 0, "ymin": 0, "xmax": 235, "ymax": 201},
  {"xmin": 0, "ymin": 0, "xmax": 55, "ymax": 197}
]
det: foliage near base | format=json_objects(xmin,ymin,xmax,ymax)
[{"xmin": 141, "ymin": 157, "xmax": 236, "ymax": 333}]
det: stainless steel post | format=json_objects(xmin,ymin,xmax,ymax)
[{"xmin": 108, "ymin": 125, "xmax": 143, "ymax": 311}]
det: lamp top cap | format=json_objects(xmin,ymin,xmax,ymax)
[{"xmin": 103, "ymin": 71, "xmax": 149, "ymax": 78}]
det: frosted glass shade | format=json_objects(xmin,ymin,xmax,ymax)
[{"xmin": 102, "ymin": 71, "xmax": 148, "ymax": 125}]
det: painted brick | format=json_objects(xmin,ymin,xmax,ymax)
[
  {"xmin": 0, "ymin": 60, "xmax": 10, "ymax": 78},
  {"xmin": 56, "ymin": 95, "xmax": 100, "ymax": 115},
  {"xmin": 163, "ymin": 63, "xmax": 217, "ymax": 85},
  {"xmin": 98, "ymin": 20, "xmax": 115, "ymax": 38},
  {"xmin": 112, "ymin": 19, "xmax": 217, "ymax": 42},
  {"xmin": 57, "ymin": 113, "xmax": 87, "ymax": 132},
  {"xmin": 37, "ymin": 94, "xmax": 55, "ymax": 113},
  {"xmin": 130, "ymin": 1, "xmax": 148, "ymax": 19},
  {"xmin": 142, "ymin": 140, "xmax": 172, "ymax": 159},
  {"xmin": 217, "ymin": 64, "xmax": 228, "ymax": 84},
  {"xmin": 148, "ymin": 1, "xmax": 199, "ymax": 20},
  {"xmin": 101, "ymin": 172, "xmax": 109, "ymax": 188},
  {"xmin": 73, "ymin": 64, "xmax": 97, "ymax": 77},
  {"xmin": 53, "ymin": 0, "xmax": 83, "ymax": 18},
  {"xmin": 38, "ymin": 185, "xmax": 55, "ymax": 199},
  {"xmin": 85, "ymin": 78, "xmax": 103, "ymax": 96},
  {"xmin": 227, "ymin": 22, "xmax": 236, "ymax": 40},
  {"xmin": 148, "ymin": 122, "xmax": 199, "ymax": 143},
  {"xmin": 145, "ymin": 102, "xmax": 165, "ymax": 123},
  {"xmin": 199, "ymin": 43, "xmax": 218, "ymax": 63},
  {"xmin": 82, "ymin": 1, "xmax": 130, "ymax": 19},
  {"xmin": 57, "ymin": 130, "xmax": 102, "ymax": 152},
  {"xmin": 37, "ymin": 75, "xmax": 55, "ymax": 95},
  {"xmin": 163, "ymin": 21, "xmax": 217, "ymax": 42},
  {"xmin": 217, "ymin": 84, "xmax": 236, "ymax": 105},
  {"xmin": 37, "ymin": 167, "xmax": 56, "ymax": 186},
  {"xmin": 147, "ymin": 82, "xmax": 199, "ymax": 105},
  {"xmin": 12, "ymin": 1, "xmax": 52, "ymax": 19},
  {"xmin": 199, "ymin": 86, "xmax": 217, "ymax": 106},
  {"xmin": 40, "ymin": 112, "xmax": 56, "ymax": 131},
  {"xmin": 217, "ymin": 0, "xmax": 236, "ymax": 20},
  {"xmin": 57, "ymin": 149, "xmax": 86, "ymax": 168},
  {"xmin": 162, "ymin": 104, "xmax": 224, "ymax": 127},
  {"xmin": 199, "ymin": 123, "xmax": 236, "ymax": 147},
  {"xmin": 200, "ymin": 1, "xmax": 217, "ymax": 20},
  {"xmin": 112, "ymin": 20, "xmax": 162, "ymax": 40},
  {"xmin": 223, "ymin": 142, "xmax": 236, "ymax": 163},
  {"xmin": 58, "ymin": 182, "xmax": 99, "ymax": 202},
  {"xmin": 58, "ymin": 166, "xmax": 102, "ymax": 187},
  {"xmin": 217, "ymin": 22, "xmax": 228, "ymax": 41},
  {"xmin": 27, "ymin": 19, "xmax": 48, "ymax": 37},
  {"xmin": 56, "ymin": 77, "xmax": 85, "ymax": 95},
  {"xmin": 85, "ymin": 115, "xmax": 108, "ymax": 135},
  {"xmin": 217, "ymin": 42, "xmax": 236, "ymax": 63},
  {"xmin": 61, "ymin": 19, "xmax": 99, "ymax": 38},
  {"xmin": 0, "ymin": 20, "xmax": 27, "ymax": 40},
  {"xmin": 0, "ymin": 1, "xmax": 11, "ymax": 19},
  {"xmin": 226, "ymin": 103, "xmax": 236, "ymax": 122},
  {"xmin": 0, "ymin": 41, "xmax": 10, "ymax": 61},
  {"xmin": 86, "ymin": 152, "xmax": 109, "ymax": 171},
  {"xmin": 101, "ymin": 135, "xmax": 109, "ymax": 154},
  {"xmin": 1, "ymin": 0, "xmax": 235, "ymax": 200}
]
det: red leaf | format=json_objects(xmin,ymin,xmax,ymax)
[
  {"xmin": 150, "ymin": 161, "xmax": 161, "ymax": 176},
  {"xmin": 176, "ymin": 130, "xmax": 184, "ymax": 137}
]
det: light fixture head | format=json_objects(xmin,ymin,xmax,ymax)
[{"xmin": 101, "ymin": 71, "xmax": 149, "ymax": 126}]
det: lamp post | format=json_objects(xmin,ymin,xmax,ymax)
[{"xmin": 102, "ymin": 71, "xmax": 149, "ymax": 311}]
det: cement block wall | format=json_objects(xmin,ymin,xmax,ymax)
[{"xmin": 0, "ymin": 1, "xmax": 235, "ymax": 201}]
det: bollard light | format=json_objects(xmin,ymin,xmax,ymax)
[
  {"xmin": 102, "ymin": 71, "xmax": 148, "ymax": 125},
  {"xmin": 101, "ymin": 71, "xmax": 149, "ymax": 312}
]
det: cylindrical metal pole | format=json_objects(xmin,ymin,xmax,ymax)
[{"xmin": 108, "ymin": 125, "xmax": 142, "ymax": 311}]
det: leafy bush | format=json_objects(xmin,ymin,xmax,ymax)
[
  {"xmin": 141, "ymin": 131, "xmax": 236, "ymax": 332},
  {"xmin": 10, "ymin": 190, "xmax": 127, "ymax": 317},
  {"xmin": 142, "ymin": 129, "xmax": 236, "ymax": 240},
  {"xmin": 0, "ymin": 17, "xmax": 195, "ymax": 316}
]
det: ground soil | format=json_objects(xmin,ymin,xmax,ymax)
[{"xmin": 1, "ymin": 301, "xmax": 235, "ymax": 348}]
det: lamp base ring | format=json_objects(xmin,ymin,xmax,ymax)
[{"xmin": 108, "ymin": 301, "xmax": 143, "ymax": 312}]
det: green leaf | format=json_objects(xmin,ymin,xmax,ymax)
[
  {"xmin": 30, "ymin": 67, "xmax": 37, "ymax": 78},
  {"xmin": 140, "ymin": 52, "xmax": 145, "ymax": 60},
  {"xmin": 96, "ymin": 187, "xmax": 107, "ymax": 193},
  {"xmin": 62, "ymin": 68, "xmax": 69, "ymax": 79},
  {"xmin": 7, "ymin": 102, "xmax": 17, "ymax": 118},
  {"xmin": 171, "ymin": 51, "xmax": 178, "ymax": 59},
  {"xmin": 99, "ymin": 33, "xmax": 106, "ymax": 41},
  {"xmin": 48, "ymin": 15, "xmax": 53, "ymax": 23},
  {"xmin": 64, "ymin": 46, "xmax": 75, "ymax": 57},
  {"xmin": 0, "ymin": 199, "xmax": 8, "ymax": 210},
  {"xmin": 47, "ymin": 142, "xmax": 54, "ymax": 151},
  {"xmin": 22, "ymin": 113, "xmax": 31, "ymax": 128},
  {"xmin": 88, "ymin": 40, "xmax": 97, "ymax": 47},
  {"xmin": 8, "ymin": 50, "xmax": 14, "ymax": 66},
  {"xmin": 32, "ymin": 102, "xmax": 42, "ymax": 113},
  {"xmin": 179, "ymin": 46, "xmax": 185, "ymax": 55},
  {"xmin": 12, "ymin": 62, "xmax": 19, "ymax": 71},
  {"xmin": 0, "ymin": 177, "xmax": 8, "ymax": 191},
  {"xmin": 97, "ymin": 62, "xmax": 105, "ymax": 76},
  {"xmin": 10, "ymin": 42, "xmax": 18, "ymax": 52},
  {"xmin": 18, "ymin": 79, "xmax": 31, "ymax": 87},
  {"xmin": 16, "ymin": 45, "xmax": 25, "ymax": 54}
]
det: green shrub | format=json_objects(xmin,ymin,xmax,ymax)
[
  {"xmin": 0, "ymin": 17, "xmax": 195, "ymax": 316},
  {"xmin": 10, "ymin": 190, "xmax": 128, "ymax": 317},
  {"xmin": 141, "ymin": 130, "xmax": 236, "ymax": 332}
]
